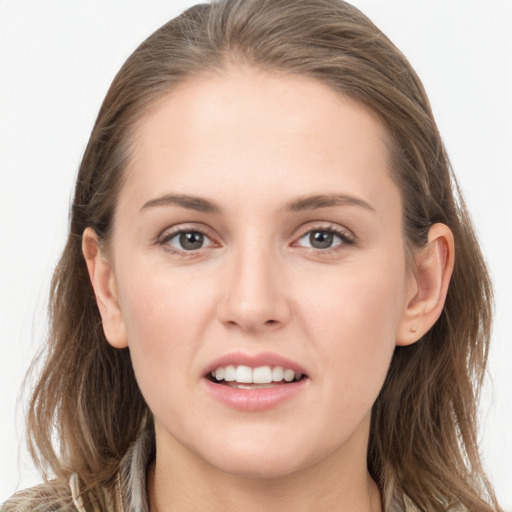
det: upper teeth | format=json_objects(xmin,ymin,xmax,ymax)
[{"xmin": 211, "ymin": 365, "xmax": 302, "ymax": 384}]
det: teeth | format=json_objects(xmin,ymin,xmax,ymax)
[
  {"xmin": 253, "ymin": 366, "xmax": 272, "ymax": 384},
  {"xmin": 211, "ymin": 365, "xmax": 303, "ymax": 384},
  {"xmin": 235, "ymin": 365, "xmax": 253, "ymax": 383},
  {"xmin": 283, "ymin": 369, "xmax": 295, "ymax": 382},
  {"xmin": 224, "ymin": 365, "xmax": 236, "ymax": 382},
  {"xmin": 271, "ymin": 366, "xmax": 284, "ymax": 381}
]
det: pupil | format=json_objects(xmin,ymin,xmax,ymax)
[
  {"xmin": 310, "ymin": 230, "xmax": 333, "ymax": 249},
  {"xmin": 179, "ymin": 232, "xmax": 204, "ymax": 250}
]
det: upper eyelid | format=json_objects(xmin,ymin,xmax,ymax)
[
  {"xmin": 292, "ymin": 222, "xmax": 355, "ymax": 240},
  {"xmin": 157, "ymin": 223, "xmax": 216, "ymax": 241}
]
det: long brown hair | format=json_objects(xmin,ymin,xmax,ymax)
[{"xmin": 22, "ymin": 0, "xmax": 500, "ymax": 510}]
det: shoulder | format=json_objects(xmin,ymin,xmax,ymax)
[
  {"xmin": 402, "ymin": 494, "xmax": 468, "ymax": 512},
  {"xmin": 3, "ymin": 428, "xmax": 153, "ymax": 512},
  {"xmin": 1, "ymin": 481, "xmax": 76, "ymax": 512},
  {"xmin": 2, "ymin": 470, "xmax": 127, "ymax": 512}
]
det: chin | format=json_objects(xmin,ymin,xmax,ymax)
[
  {"xmin": 208, "ymin": 450, "xmax": 312, "ymax": 480},
  {"xmin": 193, "ymin": 429, "xmax": 330, "ymax": 480}
]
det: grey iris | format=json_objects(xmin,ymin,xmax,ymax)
[
  {"xmin": 310, "ymin": 231, "xmax": 334, "ymax": 249},
  {"xmin": 180, "ymin": 232, "xmax": 204, "ymax": 250}
]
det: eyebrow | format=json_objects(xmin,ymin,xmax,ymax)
[
  {"xmin": 140, "ymin": 194, "xmax": 221, "ymax": 214},
  {"xmin": 284, "ymin": 194, "xmax": 375, "ymax": 213},
  {"xmin": 140, "ymin": 192, "xmax": 375, "ymax": 215}
]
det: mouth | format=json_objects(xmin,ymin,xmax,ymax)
[
  {"xmin": 206, "ymin": 364, "xmax": 308, "ymax": 389},
  {"xmin": 201, "ymin": 352, "xmax": 309, "ymax": 410}
]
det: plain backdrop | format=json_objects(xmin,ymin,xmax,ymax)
[{"xmin": 1, "ymin": 0, "xmax": 511, "ymax": 507}]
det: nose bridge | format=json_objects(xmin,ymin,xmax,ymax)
[{"xmin": 218, "ymin": 233, "xmax": 290, "ymax": 331}]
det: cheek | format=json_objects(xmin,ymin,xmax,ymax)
[
  {"xmin": 117, "ymin": 255, "xmax": 215, "ymax": 340},
  {"xmin": 114, "ymin": 262, "xmax": 216, "ymax": 406},
  {"xmin": 297, "ymin": 253, "xmax": 407, "ymax": 406}
]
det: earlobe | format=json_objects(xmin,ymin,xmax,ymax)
[
  {"xmin": 82, "ymin": 227, "xmax": 128, "ymax": 349},
  {"xmin": 397, "ymin": 223, "xmax": 455, "ymax": 346}
]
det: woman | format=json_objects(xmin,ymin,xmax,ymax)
[{"xmin": 3, "ymin": 0, "xmax": 504, "ymax": 510}]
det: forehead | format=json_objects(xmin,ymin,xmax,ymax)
[{"xmin": 121, "ymin": 67, "xmax": 397, "ymax": 215}]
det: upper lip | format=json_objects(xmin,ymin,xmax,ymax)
[{"xmin": 203, "ymin": 351, "xmax": 308, "ymax": 377}]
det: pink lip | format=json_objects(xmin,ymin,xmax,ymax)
[
  {"xmin": 202, "ymin": 378, "xmax": 308, "ymax": 412},
  {"xmin": 201, "ymin": 351, "xmax": 309, "ymax": 412},
  {"xmin": 202, "ymin": 351, "xmax": 308, "ymax": 377}
]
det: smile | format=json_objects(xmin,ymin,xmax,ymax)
[{"xmin": 202, "ymin": 354, "xmax": 309, "ymax": 411}]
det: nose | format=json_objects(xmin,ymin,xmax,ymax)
[{"xmin": 217, "ymin": 242, "xmax": 291, "ymax": 333}]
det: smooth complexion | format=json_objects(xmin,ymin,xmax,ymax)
[{"xmin": 83, "ymin": 68, "xmax": 454, "ymax": 512}]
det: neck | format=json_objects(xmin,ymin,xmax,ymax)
[{"xmin": 148, "ymin": 421, "xmax": 382, "ymax": 512}]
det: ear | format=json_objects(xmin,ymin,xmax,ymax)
[
  {"xmin": 397, "ymin": 223, "xmax": 455, "ymax": 346},
  {"xmin": 82, "ymin": 227, "xmax": 128, "ymax": 349}
]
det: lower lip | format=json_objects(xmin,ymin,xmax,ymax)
[{"xmin": 202, "ymin": 378, "xmax": 308, "ymax": 412}]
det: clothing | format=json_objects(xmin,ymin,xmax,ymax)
[
  {"xmin": 1, "ymin": 429, "xmax": 154, "ymax": 512},
  {"xmin": 70, "ymin": 428, "xmax": 154, "ymax": 512},
  {"xmin": 2, "ymin": 429, "xmax": 423, "ymax": 512}
]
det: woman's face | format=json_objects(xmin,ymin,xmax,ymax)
[{"xmin": 106, "ymin": 68, "xmax": 417, "ymax": 478}]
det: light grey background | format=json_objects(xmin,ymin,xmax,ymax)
[{"xmin": 1, "ymin": 0, "xmax": 511, "ymax": 507}]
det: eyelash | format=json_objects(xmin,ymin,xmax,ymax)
[
  {"xmin": 156, "ymin": 223, "xmax": 355, "ymax": 256},
  {"xmin": 157, "ymin": 226, "xmax": 216, "ymax": 256},
  {"xmin": 293, "ymin": 224, "xmax": 355, "ymax": 253}
]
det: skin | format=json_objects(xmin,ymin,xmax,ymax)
[{"xmin": 83, "ymin": 67, "xmax": 454, "ymax": 512}]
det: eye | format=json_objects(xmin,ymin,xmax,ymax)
[
  {"xmin": 164, "ymin": 230, "xmax": 214, "ymax": 251},
  {"xmin": 296, "ymin": 229, "xmax": 350, "ymax": 250}
]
